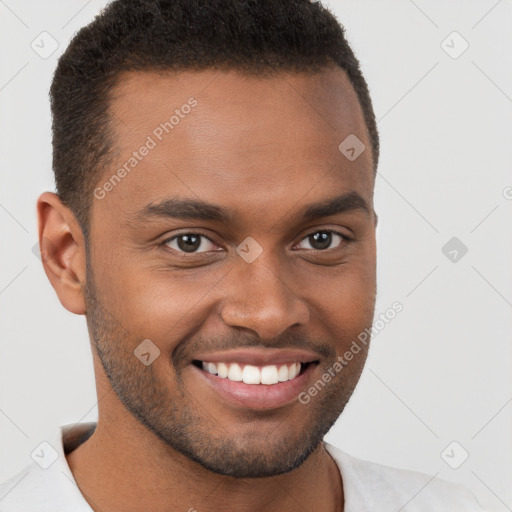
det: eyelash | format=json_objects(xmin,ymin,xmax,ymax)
[{"xmin": 161, "ymin": 229, "xmax": 351, "ymax": 255}]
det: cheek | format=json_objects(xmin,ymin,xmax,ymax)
[
  {"xmin": 92, "ymin": 257, "xmax": 226, "ymax": 347},
  {"xmin": 316, "ymin": 274, "xmax": 375, "ymax": 337},
  {"xmin": 309, "ymin": 249, "xmax": 376, "ymax": 340}
]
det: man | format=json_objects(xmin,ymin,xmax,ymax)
[{"xmin": 0, "ymin": 0, "xmax": 486, "ymax": 510}]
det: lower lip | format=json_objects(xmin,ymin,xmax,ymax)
[{"xmin": 192, "ymin": 363, "xmax": 318, "ymax": 411}]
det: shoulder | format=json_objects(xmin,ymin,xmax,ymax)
[
  {"xmin": 323, "ymin": 442, "xmax": 488, "ymax": 512},
  {"xmin": 0, "ymin": 424, "xmax": 94, "ymax": 511},
  {"xmin": 0, "ymin": 464, "xmax": 47, "ymax": 511},
  {"xmin": 0, "ymin": 462, "xmax": 92, "ymax": 511}
]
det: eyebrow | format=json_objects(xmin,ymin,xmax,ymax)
[{"xmin": 133, "ymin": 191, "xmax": 370, "ymax": 224}]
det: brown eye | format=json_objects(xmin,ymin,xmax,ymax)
[
  {"xmin": 296, "ymin": 230, "xmax": 345, "ymax": 251},
  {"xmin": 164, "ymin": 233, "xmax": 219, "ymax": 254}
]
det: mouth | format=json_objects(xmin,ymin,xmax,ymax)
[
  {"xmin": 190, "ymin": 355, "xmax": 320, "ymax": 411},
  {"xmin": 192, "ymin": 360, "xmax": 314, "ymax": 385}
]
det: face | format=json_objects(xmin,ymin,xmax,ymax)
[{"xmin": 84, "ymin": 67, "xmax": 377, "ymax": 478}]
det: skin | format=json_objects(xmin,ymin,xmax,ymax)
[{"xmin": 37, "ymin": 66, "xmax": 377, "ymax": 512}]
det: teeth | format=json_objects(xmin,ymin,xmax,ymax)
[
  {"xmin": 217, "ymin": 362, "xmax": 228, "ymax": 378},
  {"xmin": 227, "ymin": 363, "xmax": 243, "ymax": 381},
  {"xmin": 278, "ymin": 364, "xmax": 289, "ymax": 382},
  {"xmin": 261, "ymin": 365, "xmax": 279, "ymax": 385},
  {"xmin": 242, "ymin": 365, "xmax": 261, "ymax": 384},
  {"xmin": 200, "ymin": 361, "xmax": 303, "ymax": 385}
]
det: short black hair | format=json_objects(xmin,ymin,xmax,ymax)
[{"xmin": 50, "ymin": 0, "xmax": 379, "ymax": 238}]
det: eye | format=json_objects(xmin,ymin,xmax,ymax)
[
  {"xmin": 163, "ymin": 233, "xmax": 220, "ymax": 254},
  {"xmin": 295, "ymin": 230, "xmax": 347, "ymax": 251}
]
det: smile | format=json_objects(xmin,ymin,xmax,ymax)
[{"xmin": 196, "ymin": 361, "xmax": 309, "ymax": 385}]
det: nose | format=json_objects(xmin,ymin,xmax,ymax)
[{"xmin": 219, "ymin": 254, "xmax": 310, "ymax": 340}]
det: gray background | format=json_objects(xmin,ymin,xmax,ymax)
[{"xmin": 1, "ymin": 1, "xmax": 511, "ymax": 510}]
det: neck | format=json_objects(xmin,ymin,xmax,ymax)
[{"xmin": 66, "ymin": 413, "xmax": 343, "ymax": 512}]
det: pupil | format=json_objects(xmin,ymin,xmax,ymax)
[
  {"xmin": 310, "ymin": 231, "xmax": 331, "ymax": 250},
  {"xmin": 178, "ymin": 234, "xmax": 200, "ymax": 252}
]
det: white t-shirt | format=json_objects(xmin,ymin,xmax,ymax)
[{"xmin": 0, "ymin": 423, "xmax": 487, "ymax": 511}]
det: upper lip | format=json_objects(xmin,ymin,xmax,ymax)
[{"xmin": 192, "ymin": 348, "xmax": 320, "ymax": 366}]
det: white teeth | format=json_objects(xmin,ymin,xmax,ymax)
[
  {"xmin": 278, "ymin": 364, "xmax": 289, "ymax": 382},
  {"xmin": 242, "ymin": 365, "xmax": 261, "ymax": 384},
  {"xmin": 217, "ymin": 362, "xmax": 228, "ymax": 378},
  {"xmin": 261, "ymin": 365, "xmax": 279, "ymax": 385},
  {"xmin": 200, "ymin": 361, "xmax": 304, "ymax": 385},
  {"xmin": 227, "ymin": 363, "xmax": 243, "ymax": 381}
]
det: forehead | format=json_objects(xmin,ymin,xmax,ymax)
[{"xmin": 95, "ymin": 67, "xmax": 374, "ymax": 228}]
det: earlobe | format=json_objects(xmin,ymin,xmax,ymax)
[{"xmin": 36, "ymin": 192, "xmax": 87, "ymax": 315}]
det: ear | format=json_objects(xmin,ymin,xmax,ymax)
[{"xmin": 36, "ymin": 192, "xmax": 87, "ymax": 315}]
